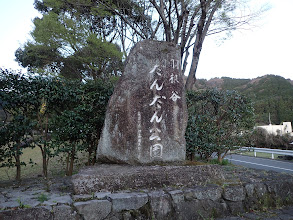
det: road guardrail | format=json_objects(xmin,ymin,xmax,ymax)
[{"xmin": 240, "ymin": 147, "xmax": 293, "ymax": 159}]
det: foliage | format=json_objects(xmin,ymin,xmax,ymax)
[
  {"xmin": 15, "ymin": 0, "xmax": 265, "ymax": 89},
  {"xmin": 78, "ymin": 80, "xmax": 114, "ymax": 164},
  {"xmin": 0, "ymin": 115, "xmax": 35, "ymax": 181},
  {"xmin": 0, "ymin": 69, "xmax": 82, "ymax": 179},
  {"xmin": 0, "ymin": 70, "xmax": 40, "ymax": 180},
  {"xmin": 37, "ymin": 193, "xmax": 49, "ymax": 202},
  {"xmin": 15, "ymin": 3, "xmax": 123, "ymax": 80},
  {"xmin": 194, "ymin": 75, "xmax": 293, "ymax": 125},
  {"xmin": 186, "ymin": 88, "xmax": 255, "ymax": 162},
  {"xmin": 209, "ymin": 158, "xmax": 230, "ymax": 166},
  {"xmin": 250, "ymin": 128, "xmax": 293, "ymax": 150},
  {"xmin": 0, "ymin": 69, "xmax": 114, "ymax": 180}
]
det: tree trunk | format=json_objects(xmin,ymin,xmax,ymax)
[
  {"xmin": 185, "ymin": 0, "xmax": 221, "ymax": 91},
  {"xmin": 66, "ymin": 153, "xmax": 70, "ymax": 176},
  {"xmin": 15, "ymin": 143, "xmax": 21, "ymax": 181},
  {"xmin": 87, "ymin": 147, "xmax": 92, "ymax": 166},
  {"xmin": 185, "ymin": 0, "xmax": 207, "ymax": 91},
  {"xmin": 217, "ymin": 152, "xmax": 223, "ymax": 163},
  {"xmin": 68, "ymin": 146, "xmax": 75, "ymax": 176},
  {"xmin": 42, "ymin": 115, "xmax": 49, "ymax": 178},
  {"xmin": 42, "ymin": 150, "xmax": 48, "ymax": 178},
  {"xmin": 190, "ymin": 152, "xmax": 195, "ymax": 161},
  {"xmin": 88, "ymin": 143, "xmax": 97, "ymax": 165},
  {"xmin": 92, "ymin": 143, "xmax": 97, "ymax": 165},
  {"xmin": 218, "ymin": 149, "xmax": 229, "ymax": 164}
]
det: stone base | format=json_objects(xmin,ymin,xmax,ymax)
[{"xmin": 72, "ymin": 164, "xmax": 225, "ymax": 194}]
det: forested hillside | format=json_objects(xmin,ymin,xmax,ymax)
[{"xmin": 193, "ymin": 75, "xmax": 293, "ymax": 125}]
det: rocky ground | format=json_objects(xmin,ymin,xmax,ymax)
[
  {"xmin": 216, "ymin": 166, "xmax": 293, "ymax": 219},
  {"xmin": 217, "ymin": 206, "xmax": 293, "ymax": 220},
  {"xmin": 0, "ymin": 164, "xmax": 293, "ymax": 219}
]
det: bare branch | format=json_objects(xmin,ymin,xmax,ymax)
[
  {"xmin": 151, "ymin": 19, "xmax": 163, "ymax": 39},
  {"xmin": 202, "ymin": 0, "xmax": 223, "ymax": 41},
  {"xmin": 184, "ymin": 5, "xmax": 200, "ymax": 48},
  {"xmin": 174, "ymin": 1, "xmax": 187, "ymax": 44},
  {"xmin": 97, "ymin": 0, "xmax": 146, "ymax": 39},
  {"xmin": 150, "ymin": 0, "xmax": 171, "ymax": 41}
]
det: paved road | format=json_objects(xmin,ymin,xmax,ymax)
[{"xmin": 226, "ymin": 154, "xmax": 293, "ymax": 174}]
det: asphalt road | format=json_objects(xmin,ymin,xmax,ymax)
[{"xmin": 226, "ymin": 154, "xmax": 293, "ymax": 174}]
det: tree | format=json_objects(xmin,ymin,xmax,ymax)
[
  {"xmin": 251, "ymin": 127, "xmax": 293, "ymax": 150},
  {"xmin": 15, "ymin": 6, "xmax": 123, "ymax": 80},
  {"xmin": 33, "ymin": 0, "xmax": 267, "ymax": 89},
  {"xmin": 1, "ymin": 68, "xmax": 114, "ymax": 178},
  {"xmin": 50, "ymin": 108, "xmax": 87, "ymax": 176},
  {"xmin": 31, "ymin": 78, "xmax": 82, "ymax": 178},
  {"xmin": 0, "ymin": 69, "xmax": 80, "ymax": 179},
  {"xmin": 186, "ymin": 89, "xmax": 254, "ymax": 162},
  {"xmin": 78, "ymin": 79, "xmax": 114, "ymax": 165},
  {"xmin": 0, "ymin": 115, "xmax": 35, "ymax": 181},
  {"xmin": 0, "ymin": 69, "xmax": 37, "ymax": 181},
  {"xmin": 49, "ymin": 79, "xmax": 114, "ymax": 175}
]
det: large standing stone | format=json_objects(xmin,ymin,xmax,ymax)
[{"xmin": 97, "ymin": 40, "xmax": 187, "ymax": 164}]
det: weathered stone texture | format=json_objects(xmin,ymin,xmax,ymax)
[
  {"xmin": 72, "ymin": 164, "xmax": 225, "ymax": 194},
  {"xmin": 43, "ymin": 193, "xmax": 72, "ymax": 206},
  {"xmin": 226, "ymin": 201, "xmax": 245, "ymax": 215},
  {"xmin": 149, "ymin": 191, "xmax": 173, "ymax": 219},
  {"xmin": 0, "ymin": 207, "xmax": 53, "ymax": 220},
  {"xmin": 52, "ymin": 205, "xmax": 79, "ymax": 220},
  {"xmin": 97, "ymin": 40, "xmax": 188, "ymax": 164},
  {"xmin": 107, "ymin": 192, "xmax": 148, "ymax": 212},
  {"xmin": 192, "ymin": 185, "xmax": 223, "ymax": 201},
  {"xmin": 74, "ymin": 200, "xmax": 111, "ymax": 220},
  {"xmin": 223, "ymin": 186, "xmax": 245, "ymax": 202},
  {"xmin": 169, "ymin": 190, "xmax": 184, "ymax": 204},
  {"xmin": 175, "ymin": 200, "xmax": 203, "ymax": 220},
  {"xmin": 2, "ymin": 166, "xmax": 293, "ymax": 220}
]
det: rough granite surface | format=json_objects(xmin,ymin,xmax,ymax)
[
  {"xmin": 72, "ymin": 164, "xmax": 225, "ymax": 193},
  {"xmin": 1, "ymin": 165, "xmax": 293, "ymax": 220},
  {"xmin": 97, "ymin": 40, "xmax": 188, "ymax": 164}
]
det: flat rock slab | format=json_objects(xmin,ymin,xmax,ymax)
[{"xmin": 72, "ymin": 164, "xmax": 225, "ymax": 194}]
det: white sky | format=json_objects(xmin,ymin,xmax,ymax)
[
  {"xmin": 196, "ymin": 0, "xmax": 293, "ymax": 80},
  {"xmin": 0, "ymin": 0, "xmax": 292, "ymax": 80}
]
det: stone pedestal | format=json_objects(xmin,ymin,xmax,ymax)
[{"xmin": 72, "ymin": 164, "xmax": 225, "ymax": 194}]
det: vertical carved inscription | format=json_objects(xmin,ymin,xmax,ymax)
[{"xmin": 148, "ymin": 58, "xmax": 181, "ymax": 158}]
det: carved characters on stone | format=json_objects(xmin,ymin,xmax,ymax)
[{"xmin": 97, "ymin": 40, "xmax": 187, "ymax": 164}]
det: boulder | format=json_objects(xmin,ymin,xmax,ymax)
[{"xmin": 97, "ymin": 40, "xmax": 187, "ymax": 164}]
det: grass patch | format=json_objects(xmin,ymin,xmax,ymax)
[
  {"xmin": 0, "ymin": 147, "xmax": 88, "ymax": 181},
  {"xmin": 184, "ymin": 160, "xmax": 207, "ymax": 166},
  {"xmin": 236, "ymin": 151, "xmax": 282, "ymax": 160},
  {"xmin": 37, "ymin": 193, "xmax": 49, "ymax": 202},
  {"xmin": 209, "ymin": 158, "xmax": 230, "ymax": 166},
  {"xmin": 184, "ymin": 157, "xmax": 231, "ymax": 166}
]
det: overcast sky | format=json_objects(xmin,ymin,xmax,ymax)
[{"xmin": 0, "ymin": 0, "xmax": 292, "ymax": 80}]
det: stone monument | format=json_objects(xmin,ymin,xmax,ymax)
[{"xmin": 97, "ymin": 40, "xmax": 187, "ymax": 164}]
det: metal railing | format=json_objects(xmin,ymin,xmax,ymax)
[{"xmin": 240, "ymin": 147, "xmax": 293, "ymax": 159}]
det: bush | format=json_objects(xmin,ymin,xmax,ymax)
[
  {"xmin": 251, "ymin": 128, "xmax": 293, "ymax": 150},
  {"xmin": 185, "ymin": 89, "xmax": 255, "ymax": 162},
  {"xmin": 0, "ymin": 69, "xmax": 114, "ymax": 180}
]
